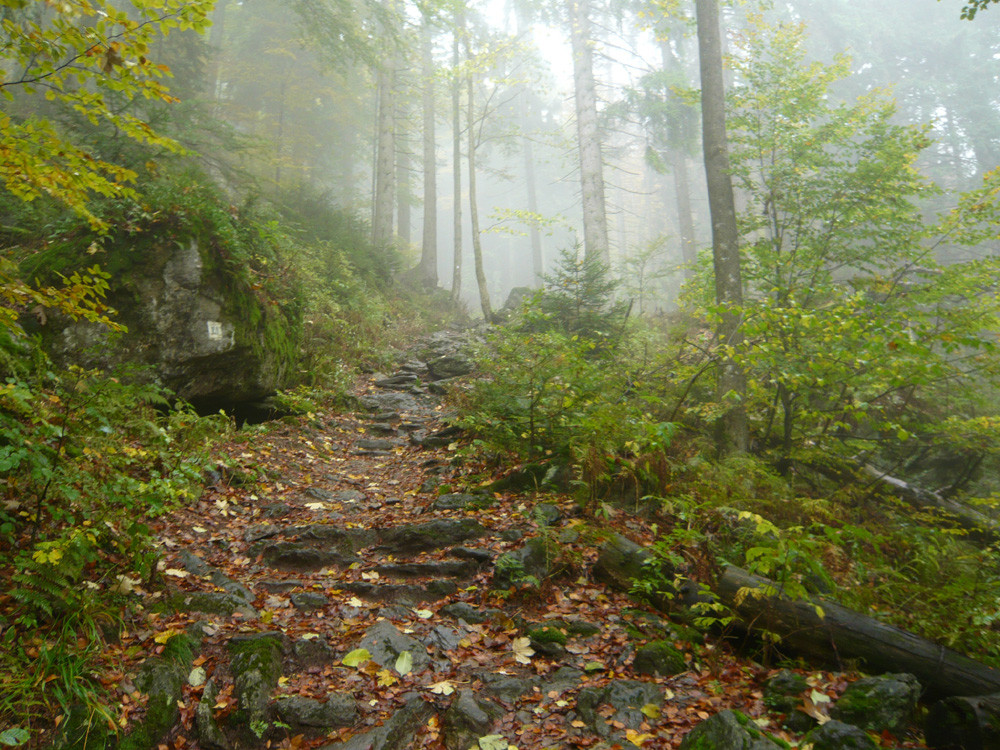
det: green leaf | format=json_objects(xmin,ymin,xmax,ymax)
[
  {"xmin": 394, "ymin": 650, "xmax": 413, "ymax": 676},
  {"xmin": 0, "ymin": 729, "xmax": 30, "ymax": 747},
  {"xmin": 342, "ymin": 648, "xmax": 371, "ymax": 668},
  {"xmin": 477, "ymin": 736, "xmax": 510, "ymax": 750}
]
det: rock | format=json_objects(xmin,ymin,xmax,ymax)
[
  {"xmin": 476, "ymin": 673, "xmax": 535, "ymax": 703},
  {"xmin": 427, "ymin": 353, "xmax": 474, "ymax": 380},
  {"xmin": 831, "ymin": 673, "xmax": 920, "ymax": 735},
  {"xmin": 245, "ymin": 524, "xmax": 281, "ymax": 543},
  {"xmin": 431, "ymin": 493, "xmax": 479, "ymax": 511},
  {"xmin": 320, "ymin": 695, "xmax": 436, "ymax": 750},
  {"xmin": 33, "ymin": 238, "xmax": 297, "ymax": 405},
  {"xmin": 502, "ymin": 286, "xmax": 534, "ymax": 312},
  {"xmin": 632, "ymin": 640, "xmax": 687, "ymax": 677},
  {"xmin": 290, "ymin": 592, "xmax": 328, "ymax": 611},
  {"xmin": 926, "ymin": 693, "xmax": 1000, "ymax": 750},
  {"xmin": 275, "ymin": 695, "xmax": 357, "ymax": 729},
  {"xmin": 576, "ymin": 680, "xmax": 664, "ymax": 745},
  {"xmin": 533, "ymin": 503, "xmax": 562, "ymax": 526},
  {"xmin": 376, "ymin": 519, "xmax": 486, "ymax": 555},
  {"xmin": 342, "ymin": 580, "xmax": 458, "ymax": 605},
  {"xmin": 359, "ymin": 621, "xmax": 431, "ymax": 671},
  {"xmin": 804, "ymin": 720, "xmax": 879, "ymax": 750},
  {"xmin": 361, "ymin": 392, "xmax": 421, "ymax": 414},
  {"xmin": 195, "ymin": 681, "xmax": 232, "ymax": 750},
  {"xmin": 764, "ymin": 669, "xmax": 814, "ymax": 731},
  {"xmin": 440, "ymin": 602, "xmax": 500, "ymax": 624},
  {"xmin": 764, "ymin": 670, "xmax": 808, "ymax": 712},
  {"xmin": 293, "ymin": 636, "xmax": 335, "ymax": 666},
  {"xmin": 169, "ymin": 591, "xmax": 256, "ymax": 618},
  {"xmin": 357, "ymin": 438, "xmax": 401, "ymax": 451},
  {"xmin": 258, "ymin": 578, "xmax": 305, "ymax": 594},
  {"xmin": 449, "ymin": 547, "xmax": 492, "ymax": 564},
  {"xmin": 493, "ymin": 536, "xmax": 562, "ymax": 588},
  {"xmin": 227, "ymin": 633, "xmax": 285, "ymax": 743},
  {"xmin": 260, "ymin": 542, "xmax": 358, "ymax": 572},
  {"xmin": 679, "ymin": 709, "xmax": 782, "ymax": 750},
  {"xmin": 375, "ymin": 560, "xmax": 476, "ymax": 579},
  {"xmin": 443, "ymin": 690, "xmax": 500, "ymax": 750}
]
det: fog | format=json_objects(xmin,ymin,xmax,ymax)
[{"xmin": 200, "ymin": 0, "xmax": 1000, "ymax": 313}]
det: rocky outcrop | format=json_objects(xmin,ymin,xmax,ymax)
[{"xmin": 30, "ymin": 238, "xmax": 298, "ymax": 406}]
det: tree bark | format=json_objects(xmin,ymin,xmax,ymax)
[
  {"xmin": 926, "ymin": 694, "xmax": 1000, "ymax": 750},
  {"xmin": 419, "ymin": 18, "xmax": 438, "ymax": 288},
  {"xmin": 695, "ymin": 0, "xmax": 748, "ymax": 456},
  {"xmin": 466, "ymin": 40, "xmax": 493, "ymax": 321},
  {"xmin": 567, "ymin": 0, "xmax": 609, "ymax": 264},
  {"xmin": 659, "ymin": 33, "xmax": 698, "ymax": 275},
  {"xmin": 450, "ymin": 13, "xmax": 464, "ymax": 302},
  {"xmin": 373, "ymin": 60, "xmax": 396, "ymax": 247},
  {"xmin": 594, "ymin": 533, "xmax": 1000, "ymax": 700}
]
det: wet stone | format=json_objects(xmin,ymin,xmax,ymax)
[
  {"xmin": 305, "ymin": 487, "xmax": 334, "ymax": 501},
  {"xmin": 357, "ymin": 438, "xmax": 400, "ymax": 451},
  {"xmin": 290, "ymin": 592, "xmax": 327, "ymax": 611},
  {"xmin": 262, "ymin": 503, "xmax": 293, "ymax": 519},
  {"xmin": 244, "ymin": 524, "xmax": 281, "ymax": 543},
  {"xmin": 293, "ymin": 636, "xmax": 335, "ymax": 666},
  {"xmin": 440, "ymin": 602, "xmax": 500, "ymax": 624}
]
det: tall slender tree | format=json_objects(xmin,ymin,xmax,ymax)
[
  {"xmin": 419, "ymin": 13, "xmax": 439, "ymax": 287},
  {"xmin": 567, "ymin": 0, "xmax": 610, "ymax": 263},
  {"xmin": 695, "ymin": 0, "xmax": 748, "ymax": 455}
]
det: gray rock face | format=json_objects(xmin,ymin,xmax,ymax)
[
  {"xmin": 442, "ymin": 690, "xmax": 500, "ymax": 750},
  {"xmin": 427, "ymin": 353, "xmax": 474, "ymax": 380},
  {"xmin": 576, "ymin": 680, "xmax": 664, "ymax": 745},
  {"xmin": 275, "ymin": 695, "xmax": 357, "ymax": 729},
  {"xmin": 493, "ymin": 536, "xmax": 561, "ymax": 587},
  {"xmin": 320, "ymin": 696, "xmax": 436, "ymax": 750},
  {"xmin": 358, "ymin": 621, "xmax": 431, "ymax": 671},
  {"xmin": 632, "ymin": 640, "xmax": 687, "ymax": 677},
  {"xmin": 804, "ymin": 720, "xmax": 880, "ymax": 750},
  {"xmin": 679, "ymin": 710, "xmax": 782, "ymax": 750},
  {"xmin": 42, "ymin": 239, "xmax": 294, "ymax": 404},
  {"xmin": 830, "ymin": 673, "xmax": 920, "ymax": 735}
]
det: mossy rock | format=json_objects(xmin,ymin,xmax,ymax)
[
  {"xmin": 52, "ymin": 704, "xmax": 113, "ymax": 750},
  {"xmin": 764, "ymin": 669, "xmax": 808, "ymax": 714},
  {"xmin": 804, "ymin": 720, "xmax": 879, "ymax": 750},
  {"xmin": 679, "ymin": 709, "xmax": 783, "ymax": 750},
  {"xmin": 633, "ymin": 640, "xmax": 687, "ymax": 678},
  {"xmin": 527, "ymin": 626, "xmax": 569, "ymax": 646},
  {"xmin": 830, "ymin": 673, "xmax": 920, "ymax": 735}
]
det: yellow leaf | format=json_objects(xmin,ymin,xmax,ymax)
[{"xmin": 625, "ymin": 729, "xmax": 654, "ymax": 746}]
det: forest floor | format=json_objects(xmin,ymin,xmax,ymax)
[{"xmin": 101, "ymin": 333, "xmax": 923, "ymax": 750}]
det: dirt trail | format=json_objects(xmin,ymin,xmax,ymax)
[{"xmin": 132, "ymin": 332, "xmax": 788, "ymax": 750}]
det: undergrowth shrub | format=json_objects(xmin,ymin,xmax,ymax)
[{"xmin": 0, "ymin": 342, "xmax": 230, "ymax": 741}]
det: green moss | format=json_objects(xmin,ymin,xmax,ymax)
[
  {"xmin": 527, "ymin": 626, "xmax": 568, "ymax": 645},
  {"xmin": 227, "ymin": 632, "xmax": 284, "ymax": 687}
]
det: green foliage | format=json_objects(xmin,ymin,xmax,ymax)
[
  {"xmin": 0, "ymin": 0, "xmax": 212, "ymax": 227},
  {"xmin": 675, "ymin": 15, "xmax": 1000, "ymax": 473},
  {"xmin": 0, "ymin": 344, "xmax": 230, "ymax": 738}
]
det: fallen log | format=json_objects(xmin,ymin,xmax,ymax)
[{"xmin": 594, "ymin": 533, "xmax": 1000, "ymax": 699}]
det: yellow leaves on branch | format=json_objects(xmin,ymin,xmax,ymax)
[{"xmin": 0, "ymin": 0, "xmax": 213, "ymax": 227}]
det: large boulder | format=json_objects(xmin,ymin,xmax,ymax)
[{"xmin": 27, "ymin": 236, "xmax": 299, "ymax": 407}]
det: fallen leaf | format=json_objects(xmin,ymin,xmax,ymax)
[
  {"xmin": 413, "ymin": 608, "xmax": 434, "ymax": 619},
  {"xmin": 810, "ymin": 688, "xmax": 831, "ymax": 704},
  {"xmin": 342, "ymin": 648, "xmax": 371, "ymax": 668},
  {"xmin": 395, "ymin": 651, "xmax": 413, "ymax": 676},
  {"xmin": 625, "ymin": 729, "xmax": 654, "ymax": 746},
  {"xmin": 163, "ymin": 569, "xmax": 189, "ymax": 578},
  {"xmin": 377, "ymin": 669, "xmax": 398, "ymax": 687},
  {"xmin": 478, "ymin": 735, "xmax": 510, "ymax": 750},
  {"xmin": 640, "ymin": 703, "xmax": 661, "ymax": 719},
  {"xmin": 188, "ymin": 667, "xmax": 206, "ymax": 688},
  {"xmin": 512, "ymin": 637, "xmax": 534, "ymax": 664},
  {"xmin": 347, "ymin": 597, "xmax": 365, "ymax": 607},
  {"xmin": 429, "ymin": 680, "xmax": 456, "ymax": 695}
]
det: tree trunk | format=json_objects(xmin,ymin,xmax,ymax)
[
  {"xmin": 396, "ymin": 102, "xmax": 412, "ymax": 247},
  {"xmin": 594, "ymin": 533, "xmax": 1000, "ymax": 700},
  {"xmin": 513, "ymin": 3, "xmax": 544, "ymax": 285},
  {"xmin": 695, "ymin": 0, "xmax": 748, "ymax": 456},
  {"xmin": 373, "ymin": 61, "xmax": 396, "ymax": 247},
  {"xmin": 567, "ymin": 0, "xmax": 609, "ymax": 264},
  {"xmin": 450, "ymin": 14, "xmax": 464, "ymax": 302},
  {"xmin": 659, "ymin": 34, "xmax": 698, "ymax": 275},
  {"xmin": 419, "ymin": 18, "xmax": 438, "ymax": 288},
  {"xmin": 466, "ymin": 43, "xmax": 493, "ymax": 321}
]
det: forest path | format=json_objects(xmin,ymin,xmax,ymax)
[{"xmin": 135, "ymin": 329, "xmax": 792, "ymax": 750}]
